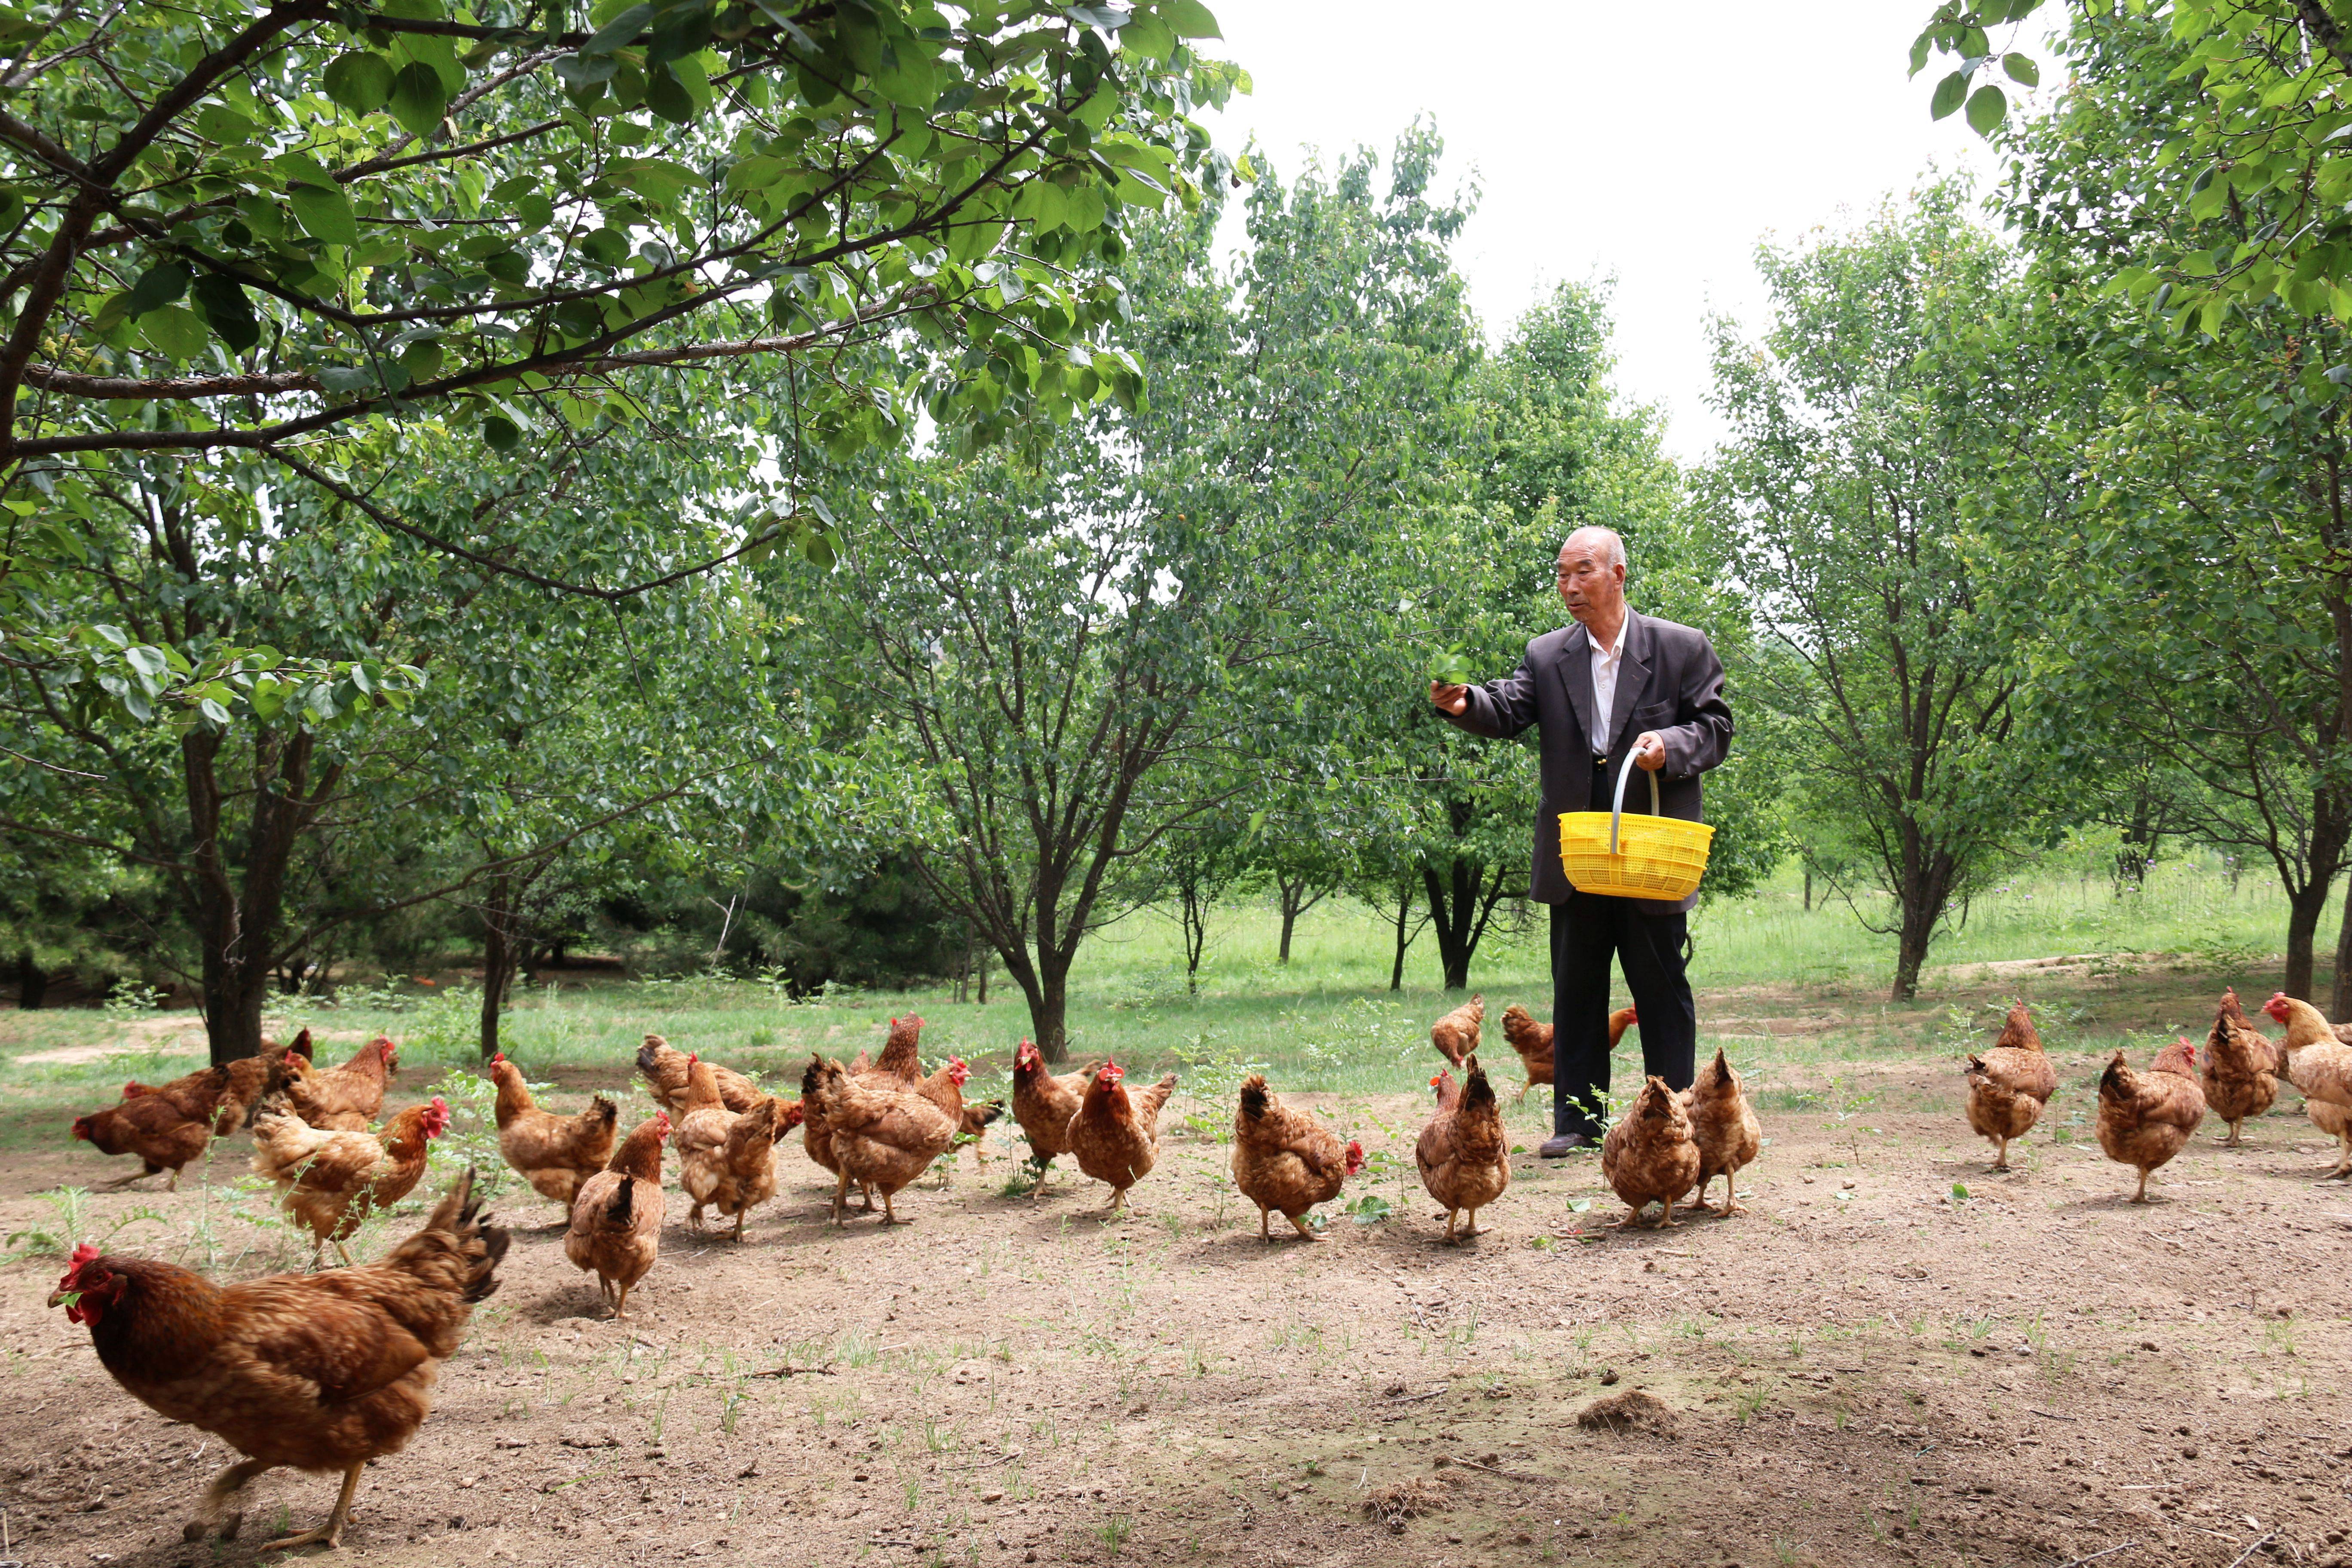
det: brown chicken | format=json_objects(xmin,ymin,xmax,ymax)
[
  {"xmin": 1068, "ymin": 1060, "xmax": 1178, "ymax": 1215},
  {"xmin": 1010, "ymin": 1038, "xmax": 1103, "ymax": 1195},
  {"xmin": 1602, "ymin": 1075, "xmax": 1701, "ymax": 1228},
  {"xmin": 1416, "ymin": 1058, "xmax": 1508, "ymax": 1243},
  {"xmin": 2262, "ymin": 992, "xmax": 2352, "ymax": 1175},
  {"xmin": 250, "ymin": 1098, "xmax": 451, "ymax": 1267},
  {"xmin": 565, "ymin": 1113, "xmax": 669, "ymax": 1318},
  {"xmin": 259, "ymin": 1035, "xmax": 399, "ymax": 1131},
  {"xmin": 487, "ymin": 1052, "xmax": 617, "ymax": 1212},
  {"xmin": 1963, "ymin": 1001, "xmax": 2059, "ymax": 1170},
  {"xmin": 1232, "ymin": 1075, "xmax": 1363, "ymax": 1241},
  {"xmin": 2096, "ymin": 1039, "xmax": 2206, "ymax": 1202},
  {"xmin": 848, "ymin": 1014, "xmax": 925, "ymax": 1083},
  {"xmin": 635, "ymin": 1033, "xmax": 762, "ymax": 1116},
  {"xmin": 208, "ymin": 1029, "xmax": 313, "ymax": 1136},
  {"xmin": 800, "ymin": 1056, "xmax": 959, "ymax": 1225},
  {"xmin": 1430, "ymin": 993, "xmax": 1486, "ymax": 1067},
  {"xmin": 1680, "ymin": 1047, "xmax": 1761, "ymax": 1214},
  {"xmin": 682, "ymin": 1096, "xmax": 784, "ymax": 1240},
  {"xmin": 71, "ymin": 1068, "xmax": 230, "ymax": 1189},
  {"xmin": 49, "ymin": 1169, "xmax": 505, "ymax": 1551},
  {"xmin": 2217, "ymin": 989, "xmax": 2288, "ymax": 1072},
  {"xmin": 2202, "ymin": 1000, "xmax": 2278, "ymax": 1147},
  {"xmin": 1497, "ymin": 1004, "xmax": 1638, "ymax": 1097}
]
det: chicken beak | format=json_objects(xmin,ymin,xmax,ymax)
[{"xmin": 45, "ymin": 1288, "xmax": 70, "ymax": 1309}]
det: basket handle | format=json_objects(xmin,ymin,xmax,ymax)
[{"xmin": 1608, "ymin": 755, "xmax": 1663, "ymax": 855}]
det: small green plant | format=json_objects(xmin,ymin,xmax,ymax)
[
  {"xmin": 1097, "ymin": 1514, "xmax": 1134, "ymax": 1555},
  {"xmin": 1345, "ymin": 1193, "xmax": 1391, "ymax": 1225},
  {"xmin": 101, "ymin": 977, "xmax": 166, "ymax": 1020}
]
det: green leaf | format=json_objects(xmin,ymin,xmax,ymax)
[
  {"xmin": 643, "ymin": 61, "xmax": 695, "ymax": 125},
  {"xmin": 138, "ymin": 305, "xmax": 209, "ymax": 361},
  {"xmin": 1964, "ymin": 83, "xmax": 2007, "ymax": 136},
  {"xmin": 873, "ymin": 40, "xmax": 937, "ymax": 108},
  {"xmin": 287, "ymin": 183, "xmax": 359, "ymax": 247},
  {"xmin": 1158, "ymin": 0, "xmax": 1220, "ymax": 38},
  {"xmin": 481, "ymin": 413, "xmax": 522, "ymax": 452},
  {"xmin": 122, "ymin": 263, "xmax": 190, "ymax": 318},
  {"xmin": 582, "ymin": 3, "xmax": 654, "ymax": 55},
  {"xmin": 388, "ymin": 60, "xmax": 451, "ymax": 136},
  {"xmin": 2001, "ymin": 52, "xmax": 2039, "ymax": 88},
  {"xmin": 1929, "ymin": 70, "xmax": 1968, "ymax": 121},
  {"xmin": 190, "ymin": 276, "xmax": 261, "ymax": 353},
  {"xmin": 323, "ymin": 52, "xmax": 397, "ymax": 114},
  {"xmin": 725, "ymin": 155, "xmax": 789, "ymax": 192}
]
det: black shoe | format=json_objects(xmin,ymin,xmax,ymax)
[{"xmin": 1538, "ymin": 1133, "xmax": 1596, "ymax": 1158}]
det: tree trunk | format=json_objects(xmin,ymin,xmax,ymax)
[
  {"xmin": 479, "ymin": 867, "xmax": 518, "ymax": 1061},
  {"xmin": 976, "ymin": 946, "xmax": 989, "ymax": 1005},
  {"xmin": 2284, "ymin": 880, "xmax": 2331, "ymax": 1002},
  {"xmin": 1421, "ymin": 855, "xmax": 1510, "ymax": 993},
  {"xmin": 15, "ymin": 949, "xmax": 46, "ymax": 1010},
  {"xmin": 1887, "ymin": 839, "xmax": 1956, "ymax": 1004},
  {"xmin": 1802, "ymin": 865, "xmax": 1812, "ymax": 912},
  {"xmin": 2113, "ymin": 784, "xmax": 2158, "ymax": 896},
  {"xmin": 2332, "ymin": 872, "xmax": 2352, "ymax": 1023},
  {"xmin": 1274, "ymin": 872, "xmax": 1327, "ymax": 965}
]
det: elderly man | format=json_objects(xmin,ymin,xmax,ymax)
[{"xmin": 1430, "ymin": 527, "xmax": 1732, "ymax": 1156}]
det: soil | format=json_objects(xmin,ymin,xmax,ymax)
[{"xmin": 0, "ymin": 1047, "xmax": 2347, "ymax": 1568}]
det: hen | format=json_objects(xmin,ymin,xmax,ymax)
[
  {"xmin": 1416, "ymin": 1058, "xmax": 1508, "ymax": 1243},
  {"xmin": 2202, "ymin": 999, "xmax": 2279, "ymax": 1147},
  {"xmin": 1010, "ymin": 1038, "xmax": 1102, "ymax": 1196},
  {"xmin": 1068, "ymin": 1060, "xmax": 1178, "ymax": 1215},
  {"xmin": 261, "ymin": 1035, "xmax": 399, "ymax": 1131},
  {"xmin": 2261, "ymin": 992, "xmax": 2352, "ymax": 1175},
  {"xmin": 800, "ymin": 1056, "xmax": 958, "ymax": 1225},
  {"xmin": 1602, "ymin": 1075, "xmax": 1701, "ymax": 1228},
  {"xmin": 848, "ymin": 1014, "xmax": 925, "ymax": 1084},
  {"xmin": 636, "ymin": 1033, "xmax": 762, "ymax": 1116},
  {"xmin": 672, "ymin": 1053, "xmax": 778, "ymax": 1238},
  {"xmin": 564, "ymin": 1113, "xmax": 670, "ymax": 1318},
  {"xmin": 72, "ymin": 1067, "xmax": 230, "ymax": 1190},
  {"xmin": 48, "ymin": 1169, "xmax": 505, "ymax": 1551},
  {"xmin": 487, "ymin": 1052, "xmax": 617, "ymax": 1211},
  {"xmin": 1497, "ymin": 1004, "xmax": 1637, "ymax": 1097},
  {"xmin": 196, "ymin": 1029, "xmax": 313, "ymax": 1136},
  {"xmin": 1963, "ymin": 1001, "xmax": 2059, "ymax": 1170},
  {"xmin": 2096, "ymin": 1039, "xmax": 2206, "ymax": 1203},
  {"xmin": 250, "ymin": 1098, "xmax": 451, "ymax": 1267},
  {"xmin": 1429, "ymin": 993, "xmax": 1485, "ymax": 1068},
  {"xmin": 2218, "ymin": 989, "xmax": 2290, "ymax": 1075},
  {"xmin": 1232, "ymin": 1074, "xmax": 1363, "ymax": 1241},
  {"xmin": 1680, "ymin": 1047, "xmax": 1761, "ymax": 1215}
]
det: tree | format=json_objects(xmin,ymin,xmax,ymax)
[
  {"xmin": 1990, "ymin": 8, "xmax": 2352, "ymax": 1008},
  {"xmin": 1708, "ymin": 185, "xmax": 2040, "ymax": 1001},
  {"xmin": 805, "ymin": 134, "xmax": 1479, "ymax": 1060}
]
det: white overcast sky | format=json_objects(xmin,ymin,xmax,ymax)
[{"xmin": 1198, "ymin": 2, "xmax": 2033, "ymax": 459}]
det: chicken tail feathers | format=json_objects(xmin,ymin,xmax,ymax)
[
  {"xmin": 2097, "ymin": 1051, "xmax": 2132, "ymax": 1106},
  {"xmin": 604, "ymin": 1172, "xmax": 636, "ymax": 1228},
  {"xmin": 1238, "ymin": 1074, "xmax": 1270, "ymax": 1124},
  {"xmin": 588, "ymin": 1095, "xmax": 619, "ymax": 1129}
]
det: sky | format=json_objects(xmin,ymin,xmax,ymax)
[{"xmin": 1198, "ymin": 2, "xmax": 2025, "ymax": 459}]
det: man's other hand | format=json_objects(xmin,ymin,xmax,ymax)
[
  {"xmin": 1632, "ymin": 731, "xmax": 1667, "ymax": 771},
  {"xmin": 1429, "ymin": 681, "xmax": 1470, "ymax": 716}
]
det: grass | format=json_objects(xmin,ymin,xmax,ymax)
[{"xmin": 0, "ymin": 845, "xmax": 2321, "ymax": 1152}]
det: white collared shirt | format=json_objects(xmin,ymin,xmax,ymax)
[{"xmin": 1589, "ymin": 613, "xmax": 1631, "ymax": 755}]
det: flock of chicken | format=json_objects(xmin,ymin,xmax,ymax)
[
  {"xmin": 1964, "ymin": 988, "xmax": 2352, "ymax": 1197},
  {"xmin": 40, "ymin": 984, "xmax": 2352, "ymax": 1552}
]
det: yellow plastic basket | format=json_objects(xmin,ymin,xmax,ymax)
[{"xmin": 1559, "ymin": 763, "xmax": 1714, "ymax": 901}]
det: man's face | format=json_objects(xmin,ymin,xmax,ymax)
[{"xmin": 1556, "ymin": 539, "xmax": 1626, "ymax": 624}]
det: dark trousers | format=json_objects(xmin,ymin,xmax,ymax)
[{"xmin": 1547, "ymin": 892, "xmax": 1698, "ymax": 1138}]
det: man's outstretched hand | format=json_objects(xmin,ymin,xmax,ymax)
[{"xmin": 1429, "ymin": 681, "xmax": 1469, "ymax": 717}]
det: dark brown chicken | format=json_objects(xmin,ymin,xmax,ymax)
[
  {"xmin": 1416, "ymin": 1058, "xmax": 1507, "ymax": 1243},
  {"xmin": 2096, "ymin": 1039, "xmax": 2206, "ymax": 1203},
  {"xmin": 1497, "ymin": 1004, "xmax": 1637, "ymax": 1098},
  {"xmin": 1602, "ymin": 1076, "xmax": 1700, "ymax": 1228},
  {"xmin": 49, "ymin": 1170, "xmax": 505, "ymax": 1552},
  {"xmin": 1009, "ymin": 1038, "xmax": 1101, "ymax": 1196},
  {"xmin": 564, "ymin": 1114, "xmax": 670, "ymax": 1318},
  {"xmin": 1963, "ymin": 1001, "xmax": 2058, "ymax": 1170},
  {"xmin": 1231, "ymin": 1075, "xmax": 1363, "ymax": 1241},
  {"xmin": 1680, "ymin": 1047, "xmax": 1761, "ymax": 1215},
  {"xmin": 72, "ymin": 1067, "xmax": 230, "ymax": 1190},
  {"xmin": 2202, "ymin": 998, "xmax": 2278, "ymax": 1146}
]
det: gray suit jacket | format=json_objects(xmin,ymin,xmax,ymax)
[{"xmin": 1440, "ymin": 611, "xmax": 1733, "ymax": 913}]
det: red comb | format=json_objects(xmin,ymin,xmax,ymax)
[{"xmin": 69, "ymin": 1241, "xmax": 98, "ymax": 1268}]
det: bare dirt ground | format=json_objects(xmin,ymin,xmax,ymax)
[{"xmin": 0, "ymin": 1041, "xmax": 2348, "ymax": 1568}]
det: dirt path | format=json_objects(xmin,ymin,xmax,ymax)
[{"xmin": 0, "ymin": 1062, "xmax": 2346, "ymax": 1568}]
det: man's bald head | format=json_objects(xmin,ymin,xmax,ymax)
[
  {"xmin": 1561, "ymin": 526, "xmax": 1626, "ymax": 573},
  {"xmin": 1556, "ymin": 527, "xmax": 1628, "ymax": 632}
]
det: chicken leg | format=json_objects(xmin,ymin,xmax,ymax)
[
  {"xmin": 2131, "ymin": 1168, "xmax": 2153, "ymax": 1204},
  {"xmin": 828, "ymin": 1169, "xmax": 853, "ymax": 1226},
  {"xmin": 1286, "ymin": 1212, "xmax": 1323, "ymax": 1242},
  {"xmin": 1717, "ymin": 1168, "xmax": 1749, "ymax": 1216},
  {"xmin": 182, "ymin": 1455, "xmax": 270, "ymax": 1542},
  {"xmin": 880, "ymin": 1188, "xmax": 910, "ymax": 1226},
  {"xmin": 1989, "ymin": 1135, "xmax": 2012, "ymax": 1172},
  {"xmin": 260, "ymin": 1462, "xmax": 364, "ymax": 1551},
  {"xmin": 2216, "ymin": 1118, "xmax": 2244, "ymax": 1147},
  {"xmin": 732, "ymin": 1207, "xmax": 746, "ymax": 1242}
]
